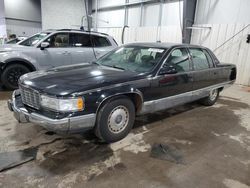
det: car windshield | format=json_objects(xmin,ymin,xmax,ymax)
[
  {"xmin": 97, "ymin": 46, "xmax": 166, "ymax": 73},
  {"xmin": 19, "ymin": 32, "xmax": 50, "ymax": 46}
]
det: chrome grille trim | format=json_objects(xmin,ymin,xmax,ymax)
[{"xmin": 20, "ymin": 85, "xmax": 40, "ymax": 109}]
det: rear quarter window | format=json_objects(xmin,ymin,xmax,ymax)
[
  {"xmin": 203, "ymin": 49, "xmax": 214, "ymax": 68},
  {"xmin": 92, "ymin": 36, "xmax": 111, "ymax": 47}
]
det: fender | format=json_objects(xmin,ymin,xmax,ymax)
[{"xmin": 95, "ymin": 85, "xmax": 144, "ymax": 114}]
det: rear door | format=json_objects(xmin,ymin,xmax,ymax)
[
  {"xmin": 188, "ymin": 48, "xmax": 213, "ymax": 90},
  {"xmin": 68, "ymin": 33, "xmax": 96, "ymax": 64},
  {"xmin": 204, "ymin": 49, "xmax": 226, "ymax": 84}
]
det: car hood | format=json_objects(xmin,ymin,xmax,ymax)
[
  {"xmin": 20, "ymin": 64, "xmax": 143, "ymax": 96},
  {"xmin": 0, "ymin": 44, "xmax": 32, "ymax": 52}
]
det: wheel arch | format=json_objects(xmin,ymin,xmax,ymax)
[
  {"xmin": 96, "ymin": 90, "xmax": 144, "ymax": 115},
  {"xmin": 2, "ymin": 58, "xmax": 36, "ymax": 72}
]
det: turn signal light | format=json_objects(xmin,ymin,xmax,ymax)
[{"xmin": 77, "ymin": 98, "xmax": 84, "ymax": 110}]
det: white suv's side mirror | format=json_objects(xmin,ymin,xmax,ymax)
[{"xmin": 40, "ymin": 42, "xmax": 50, "ymax": 50}]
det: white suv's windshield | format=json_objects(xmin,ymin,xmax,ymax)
[
  {"xmin": 97, "ymin": 46, "xmax": 166, "ymax": 73},
  {"xmin": 19, "ymin": 32, "xmax": 50, "ymax": 46}
]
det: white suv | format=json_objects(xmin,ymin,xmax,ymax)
[{"xmin": 0, "ymin": 29, "xmax": 118, "ymax": 89}]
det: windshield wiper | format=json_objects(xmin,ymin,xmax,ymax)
[
  {"xmin": 99, "ymin": 64, "xmax": 126, "ymax": 70},
  {"xmin": 112, "ymin": 65, "xmax": 126, "ymax": 70}
]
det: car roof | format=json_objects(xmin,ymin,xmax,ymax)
[
  {"xmin": 124, "ymin": 42, "xmax": 205, "ymax": 49},
  {"xmin": 43, "ymin": 29, "xmax": 109, "ymax": 37}
]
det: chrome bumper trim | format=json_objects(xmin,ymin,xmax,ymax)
[{"xmin": 8, "ymin": 90, "xmax": 96, "ymax": 133}]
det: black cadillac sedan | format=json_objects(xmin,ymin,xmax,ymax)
[{"xmin": 8, "ymin": 43, "xmax": 236, "ymax": 142}]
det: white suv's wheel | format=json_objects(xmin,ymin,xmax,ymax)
[{"xmin": 1, "ymin": 64, "xmax": 30, "ymax": 90}]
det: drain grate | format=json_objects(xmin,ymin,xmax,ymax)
[{"xmin": 150, "ymin": 143, "xmax": 185, "ymax": 164}]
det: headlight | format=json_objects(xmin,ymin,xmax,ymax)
[{"xmin": 40, "ymin": 95, "xmax": 84, "ymax": 112}]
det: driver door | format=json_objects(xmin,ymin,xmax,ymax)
[
  {"xmin": 36, "ymin": 32, "xmax": 72, "ymax": 69},
  {"xmin": 148, "ymin": 48, "xmax": 194, "ymax": 108}
]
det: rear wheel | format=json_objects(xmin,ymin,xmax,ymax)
[
  {"xmin": 1, "ymin": 64, "xmax": 30, "ymax": 90},
  {"xmin": 95, "ymin": 97, "xmax": 135, "ymax": 143},
  {"xmin": 200, "ymin": 88, "xmax": 219, "ymax": 106}
]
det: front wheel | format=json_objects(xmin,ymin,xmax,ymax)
[
  {"xmin": 1, "ymin": 64, "xmax": 30, "ymax": 90},
  {"xmin": 200, "ymin": 88, "xmax": 219, "ymax": 106},
  {"xmin": 95, "ymin": 97, "xmax": 135, "ymax": 143}
]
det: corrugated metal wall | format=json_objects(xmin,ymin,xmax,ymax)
[
  {"xmin": 94, "ymin": 1, "xmax": 183, "ymax": 45},
  {"xmin": 98, "ymin": 26, "xmax": 182, "ymax": 45},
  {"xmin": 3, "ymin": 0, "xmax": 42, "ymax": 37},
  {"xmin": 41, "ymin": 0, "xmax": 85, "ymax": 30},
  {"xmin": 191, "ymin": 0, "xmax": 250, "ymax": 86}
]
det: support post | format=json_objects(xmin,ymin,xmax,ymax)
[
  {"xmin": 124, "ymin": 0, "xmax": 129, "ymax": 26},
  {"xmin": 182, "ymin": 0, "xmax": 197, "ymax": 43},
  {"xmin": 86, "ymin": 0, "xmax": 93, "ymax": 30}
]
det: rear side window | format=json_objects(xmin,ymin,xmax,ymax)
[
  {"xmin": 189, "ymin": 48, "xmax": 209, "ymax": 70},
  {"xmin": 69, "ymin": 33, "xmax": 91, "ymax": 47},
  {"xmin": 92, "ymin": 36, "xmax": 111, "ymax": 47}
]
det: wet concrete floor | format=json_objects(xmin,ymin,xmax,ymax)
[{"xmin": 0, "ymin": 85, "xmax": 249, "ymax": 188}]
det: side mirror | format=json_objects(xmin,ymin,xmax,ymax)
[
  {"xmin": 159, "ymin": 65, "xmax": 177, "ymax": 75},
  {"xmin": 40, "ymin": 42, "xmax": 50, "ymax": 50}
]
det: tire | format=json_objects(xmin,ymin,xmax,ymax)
[
  {"xmin": 1, "ymin": 64, "xmax": 30, "ymax": 90},
  {"xmin": 200, "ymin": 88, "xmax": 219, "ymax": 106},
  {"xmin": 95, "ymin": 97, "xmax": 135, "ymax": 143}
]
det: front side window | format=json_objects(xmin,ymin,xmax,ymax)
[
  {"xmin": 164, "ymin": 48, "xmax": 191, "ymax": 72},
  {"xmin": 97, "ymin": 46, "xmax": 166, "ymax": 73},
  {"xmin": 190, "ymin": 48, "xmax": 210, "ymax": 70},
  {"xmin": 44, "ymin": 33, "xmax": 69, "ymax": 48},
  {"xmin": 19, "ymin": 32, "xmax": 50, "ymax": 46}
]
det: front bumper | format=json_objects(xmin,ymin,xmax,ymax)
[{"xmin": 8, "ymin": 90, "xmax": 96, "ymax": 133}]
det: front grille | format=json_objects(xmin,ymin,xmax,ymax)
[{"xmin": 20, "ymin": 85, "xmax": 40, "ymax": 109}]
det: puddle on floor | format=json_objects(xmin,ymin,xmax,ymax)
[{"xmin": 150, "ymin": 143, "xmax": 185, "ymax": 164}]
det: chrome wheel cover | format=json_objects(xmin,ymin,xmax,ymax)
[
  {"xmin": 108, "ymin": 105, "xmax": 129, "ymax": 134},
  {"xmin": 209, "ymin": 89, "xmax": 218, "ymax": 101}
]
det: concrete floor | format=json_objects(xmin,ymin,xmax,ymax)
[{"xmin": 0, "ymin": 85, "xmax": 249, "ymax": 188}]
